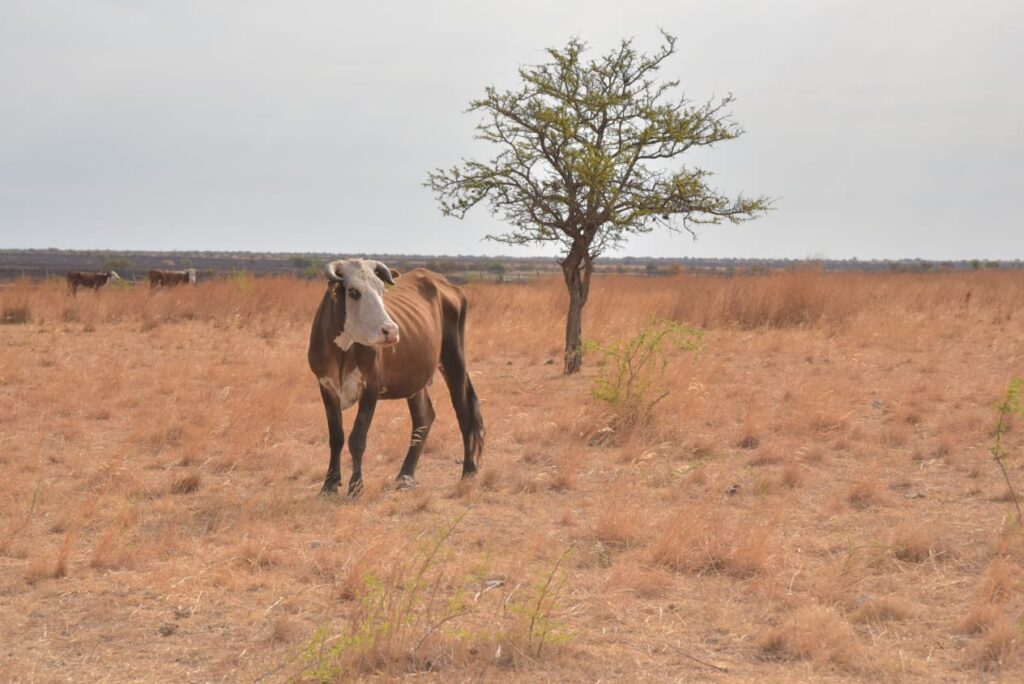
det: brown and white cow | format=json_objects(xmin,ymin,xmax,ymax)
[
  {"xmin": 149, "ymin": 268, "xmax": 197, "ymax": 288},
  {"xmin": 308, "ymin": 258, "xmax": 484, "ymax": 496},
  {"xmin": 66, "ymin": 271, "xmax": 121, "ymax": 297}
]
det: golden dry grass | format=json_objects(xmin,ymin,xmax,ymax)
[{"xmin": 1, "ymin": 268, "xmax": 1024, "ymax": 681}]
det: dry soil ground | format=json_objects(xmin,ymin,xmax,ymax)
[{"xmin": 1, "ymin": 270, "xmax": 1024, "ymax": 682}]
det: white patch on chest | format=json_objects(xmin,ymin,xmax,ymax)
[
  {"xmin": 339, "ymin": 368, "xmax": 364, "ymax": 410},
  {"xmin": 333, "ymin": 331, "xmax": 354, "ymax": 351}
]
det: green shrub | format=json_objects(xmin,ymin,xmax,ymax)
[
  {"xmin": 585, "ymin": 318, "xmax": 703, "ymax": 428},
  {"xmin": 992, "ymin": 377, "xmax": 1024, "ymax": 526}
]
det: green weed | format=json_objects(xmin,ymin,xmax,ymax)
[
  {"xmin": 296, "ymin": 512, "xmax": 473, "ymax": 679},
  {"xmin": 585, "ymin": 318, "xmax": 703, "ymax": 428},
  {"xmin": 991, "ymin": 378, "xmax": 1024, "ymax": 526},
  {"xmin": 507, "ymin": 545, "xmax": 575, "ymax": 657}
]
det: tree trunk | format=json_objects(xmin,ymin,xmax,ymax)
[{"xmin": 561, "ymin": 243, "xmax": 593, "ymax": 375}]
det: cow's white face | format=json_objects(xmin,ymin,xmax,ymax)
[
  {"xmin": 187, "ymin": 269, "xmax": 197, "ymax": 284},
  {"xmin": 328, "ymin": 259, "xmax": 399, "ymax": 348},
  {"xmin": 108, "ymin": 271, "xmax": 122, "ymax": 282}
]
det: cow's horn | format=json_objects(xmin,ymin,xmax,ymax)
[
  {"xmin": 325, "ymin": 261, "xmax": 345, "ymax": 284},
  {"xmin": 374, "ymin": 261, "xmax": 396, "ymax": 285}
]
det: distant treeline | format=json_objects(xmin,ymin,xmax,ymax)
[{"xmin": 0, "ymin": 249, "xmax": 1020, "ymax": 283}]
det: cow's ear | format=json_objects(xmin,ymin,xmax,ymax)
[
  {"xmin": 389, "ymin": 268, "xmax": 402, "ymax": 280},
  {"xmin": 373, "ymin": 262, "xmax": 396, "ymax": 286}
]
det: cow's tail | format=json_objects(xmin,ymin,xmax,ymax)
[
  {"xmin": 458, "ymin": 293, "xmax": 484, "ymax": 465},
  {"xmin": 441, "ymin": 290, "xmax": 484, "ymax": 469},
  {"xmin": 465, "ymin": 372, "xmax": 485, "ymax": 465}
]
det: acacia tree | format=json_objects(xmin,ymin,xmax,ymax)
[{"xmin": 427, "ymin": 32, "xmax": 770, "ymax": 374}]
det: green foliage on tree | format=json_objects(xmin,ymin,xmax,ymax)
[{"xmin": 427, "ymin": 31, "xmax": 770, "ymax": 373}]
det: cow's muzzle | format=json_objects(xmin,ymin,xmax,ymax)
[{"xmin": 380, "ymin": 323, "xmax": 400, "ymax": 346}]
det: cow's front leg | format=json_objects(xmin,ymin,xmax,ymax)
[
  {"xmin": 346, "ymin": 383, "xmax": 379, "ymax": 497},
  {"xmin": 318, "ymin": 386, "xmax": 345, "ymax": 496}
]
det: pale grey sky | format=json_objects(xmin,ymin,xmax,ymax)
[{"xmin": 1, "ymin": 1, "xmax": 1021, "ymax": 260}]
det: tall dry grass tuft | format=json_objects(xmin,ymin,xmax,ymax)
[
  {"xmin": 91, "ymin": 522, "xmax": 133, "ymax": 571},
  {"xmin": 969, "ymin": 617, "xmax": 1020, "ymax": 671},
  {"xmin": 889, "ymin": 523, "xmax": 954, "ymax": 563},
  {"xmin": 974, "ymin": 557, "xmax": 1019, "ymax": 606},
  {"xmin": 846, "ymin": 479, "xmax": 879, "ymax": 510},
  {"xmin": 961, "ymin": 557, "xmax": 1022, "ymax": 670},
  {"xmin": 605, "ymin": 561, "xmax": 674, "ymax": 599},
  {"xmin": 650, "ymin": 503, "xmax": 776, "ymax": 577},
  {"xmin": 961, "ymin": 602, "xmax": 1002, "ymax": 636},
  {"xmin": 550, "ymin": 447, "xmax": 583, "ymax": 491},
  {"xmin": 592, "ymin": 488, "xmax": 646, "ymax": 548},
  {"xmin": 850, "ymin": 596, "xmax": 913, "ymax": 624},
  {"xmin": 759, "ymin": 605, "xmax": 872, "ymax": 671},
  {"xmin": 169, "ymin": 472, "xmax": 202, "ymax": 495},
  {"xmin": 24, "ymin": 530, "xmax": 75, "ymax": 584}
]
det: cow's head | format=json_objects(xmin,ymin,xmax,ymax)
[
  {"xmin": 325, "ymin": 258, "xmax": 400, "ymax": 349},
  {"xmin": 107, "ymin": 271, "xmax": 122, "ymax": 282},
  {"xmin": 186, "ymin": 268, "xmax": 197, "ymax": 284}
]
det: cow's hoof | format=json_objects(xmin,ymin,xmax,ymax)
[
  {"xmin": 346, "ymin": 482, "xmax": 364, "ymax": 499},
  {"xmin": 318, "ymin": 486, "xmax": 340, "ymax": 498},
  {"xmin": 396, "ymin": 474, "xmax": 418, "ymax": 490}
]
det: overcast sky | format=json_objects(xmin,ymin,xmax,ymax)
[{"xmin": 1, "ymin": 1, "xmax": 1021, "ymax": 260}]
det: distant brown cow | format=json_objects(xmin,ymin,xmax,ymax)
[
  {"xmin": 308, "ymin": 258, "xmax": 484, "ymax": 496},
  {"xmin": 148, "ymin": 269, "xmax": 197, "ymax": 288},
  {"xmin": 66, "ymin": 271, "xmax": 121, "ymax": 297}
]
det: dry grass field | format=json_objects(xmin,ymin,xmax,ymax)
[{"xmin": 2, "ymin": 268, "xmax": 1024, "ymax": 682}]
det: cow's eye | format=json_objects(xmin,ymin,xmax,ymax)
[{"xmin": 348, "ymin": 288, "xmax": 361, "ymax": 300}]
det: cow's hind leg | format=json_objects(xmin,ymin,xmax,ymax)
[
  {"xmin": 318, "ymin": 386, "xmax": 345, "ymax": 496},
  {"xmin": 440, "ymin": 336, "xmax": 484, "ymax": 479},
  {"xmin": 396, "ymin": 389, "xmax": 435, "ymax": 489}
]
